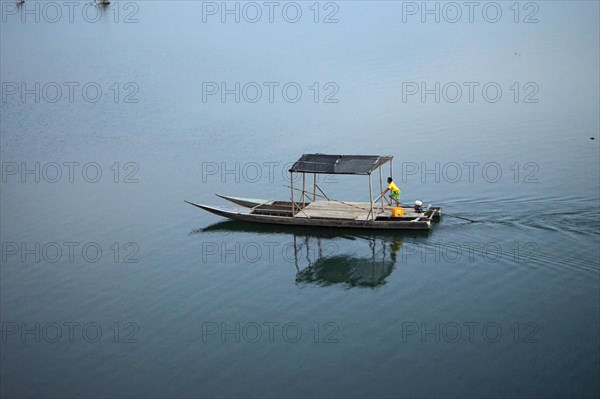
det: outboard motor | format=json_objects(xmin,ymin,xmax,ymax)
[{"xmin": 414, "ymin": 200, "xmax": 423, "ymax": 213}]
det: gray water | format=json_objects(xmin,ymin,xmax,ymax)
[{"xmin": 1, "ymin": 1, "xmax": 599, "ymax": 398}]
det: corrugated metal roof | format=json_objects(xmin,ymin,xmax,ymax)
[{"xmin": 289, "ymin": 154, "xmax": 393, "ymax": 175}]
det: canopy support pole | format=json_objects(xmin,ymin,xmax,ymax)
[
  {"xmin": 290, "ymin": 171, "xmax": 295, "ymax": 218},
  {"xmin": 313, "ymin": 173, "xmax": 316, "ymax": 202},
  {"xmin": 368, "ymin": 174, "xmax": 374, "ymax": 221},
  {"xmin": 302, "ymin": 173, "xmax": 306, "ymax": 206},
  {"xmin": 315, "ymin": 184, "xmax": 331, "ymax": 201},
  {"xmin": 378, "ymin": 166, "xmax": 384, "ymax": 210}
]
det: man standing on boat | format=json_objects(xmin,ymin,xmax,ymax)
[{"xmin": 382, "ymin": 177, "xmax": 401, "ymax": 207}]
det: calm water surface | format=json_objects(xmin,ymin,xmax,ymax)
[{"xmin": 1, "ymin": 1, "xmax": 599, "ymax": 398}]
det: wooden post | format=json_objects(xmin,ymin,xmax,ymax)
[
  {"xmin": 302, "ymin": 173, "xmax": 306, "ymax": 206},
  {"xmin": 378, "ymin": 166, "xmax": 384, "ymax": 209},
  {"xmin": 368, "ymin": 173, "xmax": 374, "ymax": 221},
  {"xmin": 290, "ymin": 171, "xmax": 295, "ymax": 217},
  {"xmin": 313, "ymin": 173, "xmax": 316, "ymax": 202}
]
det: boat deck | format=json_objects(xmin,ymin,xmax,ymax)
[
  {"xmin": 294, "ymin": 201, "xmax": 379, "ymax": 220},
  {"xmin": 250, "ymin": 200, "xmax": 436, "ymax": 221}
]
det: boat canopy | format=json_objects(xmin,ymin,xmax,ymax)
[{"xmin": 289, "ymin": 154, "xmax": 393, "ymax": 175}]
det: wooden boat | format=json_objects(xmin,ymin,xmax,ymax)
[{"xmin": 186, "ymin": 154, "xmax": 442, "ymax": 230}]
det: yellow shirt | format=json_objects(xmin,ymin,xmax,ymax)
[{"xmin": 388, "ymin": 181, "xmax": 400, "ymax": 194}]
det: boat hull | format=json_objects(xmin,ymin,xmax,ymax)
[
  {"xmin": 185, "ymin": 201, "xmax": 437, "ymax": 230},
  {"xmin": 215, "ymin": 194, "xmax": 275, "ymax": 208}
]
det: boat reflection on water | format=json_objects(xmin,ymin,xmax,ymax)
[
  {"xmin": 292, "ymin": 236, "xmax": 403, "ymax": 288},
  {"xmin": 197, "ymin": 221, "xmax": 430, "ymax": 289}
]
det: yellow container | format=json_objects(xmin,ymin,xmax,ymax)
[{"xmin": 391, "ymin": 207, "xmax": 404, "ymax": 217}]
